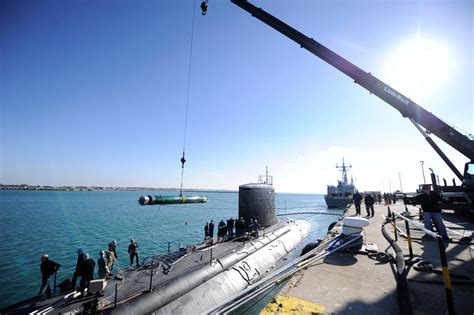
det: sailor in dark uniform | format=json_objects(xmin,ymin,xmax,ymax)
[
  {"xmin": 204, "ymin": 222, "xmax": 209, "ymax": 239},
  {"xmin": 97, "ymin": 250, "xmax": 109, "ymax": 279},
  {"xmin": 218, "ymin": 220, "xmax": 226, "ymax": 239},
  {"xmin": 36, "ymin": 254, "xmax": 60, "ymax": 301},
  {"xmin": 71, "ymin": 248, "xmax": 87, "ymax": 290},
  {"xmin": 81, "ymin": 253, "xmax": 95, "ymax": 294},
  {"xmin": 128, "ymin": 238, "xmax": 140, "ymax": 267},
  {"xmin": 209, "ymin": 220, "xmax": 215, "ymax": 239},
  {"xmin": 227, "ymin": 217, "xmax": 234, "ymax": 238},
  {"xmin": 251, "ymin": 219, "xmax": 261, "ymax": 238}
]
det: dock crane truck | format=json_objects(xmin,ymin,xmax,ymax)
[{"xmin": 230, "ymin": 0, "xmax": 474, "ymax": 216}]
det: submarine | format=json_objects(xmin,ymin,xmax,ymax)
[{"xmin": 3, "ymin": 176, "xmax": 310, "ymax": 314}]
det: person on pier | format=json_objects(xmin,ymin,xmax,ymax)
[
  {"xmin": 416, "ymin": 184, "xmax": 451, "ymax": 241},
  {"xmin": 353, "ymin": 191, "xmax": 362, "ymax": 216},
  {"xmin": 364, "ymin": 193, "xmax": 375, "ymax": 217}
]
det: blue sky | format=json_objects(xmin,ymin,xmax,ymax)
[{"xmin": 1, "ymin": 0, "xmax": 472, "ymax": 193}]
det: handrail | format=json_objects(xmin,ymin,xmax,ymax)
[
  {"xmin": 393, "ymin": 212, "xmax": 438, "ymax": 239},
  {"xmin": 391, "ymin": 210, "xmax": 455, "ymax": 315}
]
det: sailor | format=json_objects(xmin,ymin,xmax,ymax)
[
  {"xmin": 416, "ymin": 184, "xmax": 451, "ymax": 241},
  {"xmin": 109, "ymin": 240, "xmax": 118, "ymax": 259},
  {"xmin": 227, "ymin": 217, "xmax": 234, "ymax": 238},
  {"xmin": 128, "ymin": 238, "xmax": 140, "ymax": 267},
  {"xmin": 80, "ymin": 253, "xmax": 95, "ymax": 294},
  {"xmin": 204, "ymin": 222, "xmax": 209, "ymax": 239},
  {"xmin": 234, "ymin": 218, "xmax": 242, "ymax": 236},
  {"xmin": 251, "ymin": 219, "xmax": 260, "ymax": 238},
  {"xmin": 71, "ymin": 248, "xmax": 87, "ymax": 290},
  {"xmin": 209, "ymin": 220, "xmax": 215, "ymax": 239},
  {"xmin": 237, "ymin": 217, "xmax": 246, "ymax": 236},
  {"xmin": 218, "ymin": 220, "xmax": 226, "ymax": 239},
  {"xmin": 248, "ymin": 218, "xmax": 254, "ymax": 232},
  {"xmin": 353, "ymin": 191, "xmax": 362, "ymax": 216},
  {"xmin": 97, "ymin": 250, "xmax": 109, "ymax": 279},
  {"xmin": 364, "ymin": 193, "xmax": 375, "ymax": 217},
  {"xmin": 106, "ymin": 240, "xmax": 118, "ymax": 276},
  {"xmin": 35, "ymin": 254, "xmax": 60, "ymax": 302}
]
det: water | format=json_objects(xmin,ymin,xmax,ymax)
[{"xmin": 0, "ymin": 190, "xmax": 343, "ymax": 309}]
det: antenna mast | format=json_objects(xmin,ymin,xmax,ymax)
[{"xmin": 336, "ymin": 158, "xmax": 352, "ymax": 185}]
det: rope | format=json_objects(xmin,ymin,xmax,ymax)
[{"xmin": 179, "ymin": 0, "xmax": 197, "ymax": 196}]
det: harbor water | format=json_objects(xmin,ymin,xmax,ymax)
[{"xmin": 0, "ymin": 190, "xmax": 344, "ymax": 309}]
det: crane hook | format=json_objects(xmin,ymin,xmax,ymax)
[{"xmin": 200, "ymin": 1, "xmax": 208, "ymax": 15}]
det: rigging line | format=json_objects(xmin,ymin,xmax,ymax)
[
  {"xmin": 183, "ymin": 0, "xmax": 197, "ymax": 152},
  {"xmin": 180, "ymin": 0, "xmax": 198, "ymax": 196}
]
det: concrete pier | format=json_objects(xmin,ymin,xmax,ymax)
[{"xmin": 270, "ymin": 203, "xmax": 474, "ymax": 314}]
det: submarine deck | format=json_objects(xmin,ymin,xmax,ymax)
[
  {"xmin": 3, "ymin": 219, "xmax": 301, "ymax": 314},
  {"xmin": 274, "ymin": 203, "xmax": 474, "ymax": 314}
]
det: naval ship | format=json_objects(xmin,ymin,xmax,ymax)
[
  {"xmin": 2, "ymin": 174, "xmax": 310, "ymax": 314},
  {"xmin": 324, "ymin": 158, "xmax": 357, "ymax": 209}
]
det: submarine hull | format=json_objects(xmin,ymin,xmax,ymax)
[
  {"xmin": 157, "ymin": 219, "xmax": 310, "ymax": 314},
  {"xmin": 114, "ymin": 219, "xmax": 310, "ymax": 314}
]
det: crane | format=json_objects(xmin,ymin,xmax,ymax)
[{"xmin": 230, "ymin": 0, "xmax": 474, "ymax": 213}]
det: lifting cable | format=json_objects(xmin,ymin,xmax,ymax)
[{"xmin": 179, "ymin": 0, "xmax": 198, "ymax": 197}]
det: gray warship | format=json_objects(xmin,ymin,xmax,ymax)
[
  {"xmin": 2, "ymin": 174, "xmax": 310, "ymax": 314},
  {"xmin": 324, "ymin": 158, "xmax": 356, "ymax": 209}
]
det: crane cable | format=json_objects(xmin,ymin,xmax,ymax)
[{"xmin": 179, "ymin": 0, "xmax": 198, "ymax": 197}]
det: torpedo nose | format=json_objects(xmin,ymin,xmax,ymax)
[{"xmin": 138, "ymin": 195, "xmax": 150, "ymax": 205}]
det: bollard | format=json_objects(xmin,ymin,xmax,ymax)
[
  {"xmin": 209, "ymin": 244, "xmax": 213, "ymax": 265},
  {"xmin": 168, "ymin": 242, "xmax": 170, "ymax": 253},
  {"xmin": 149, "ymin": 269, "xmax": 154, "ymax": 292},
  {"xmin": 53, "ymin": 271, "xmax": 57, "ymax": 293},
  {"xmin": 392, "ymin": 212, "xmax": 398, "ymax": 241},
  {"xmin": 93, "ymin": 292, "xmax": 99, "ymax": 315},
  {"xmin": 404, "ymin": 220, "xmax": 414, "ymax": 259},
  {"xmin": 437, "ymin": 237, "xmax": 455, "ymax": 314},
  {"xmin": 114, "ymin": 283, "xmax": 118, "ymax": 308}
]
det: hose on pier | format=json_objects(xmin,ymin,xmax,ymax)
[{"xmin": 382, "ymin": 217, "xmax": 413, "ymax": 315}]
